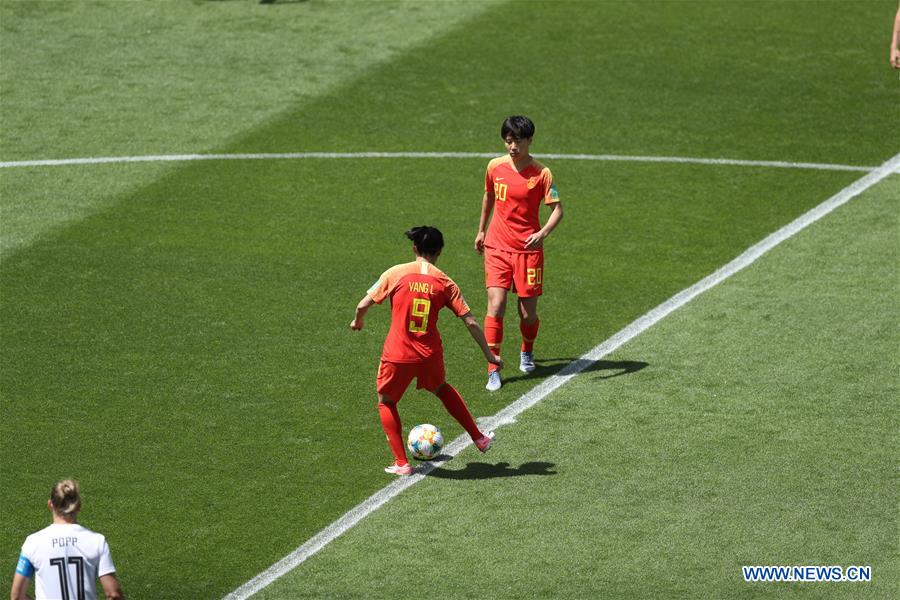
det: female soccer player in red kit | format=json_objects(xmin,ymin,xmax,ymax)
[
  {"xmin": 474, "ymin": 116, "xmax": 563, "ymax": 391},
  {"xmin": 351, "ymin": 226, "xmax": 501, "ymax": 475}
]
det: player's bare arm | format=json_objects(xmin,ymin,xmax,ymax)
[
  {"xmin": 892, "ymin": 4, "xmax": 900, "ymax": 68},
  {"xmin": 9, "ymin": 573, "xmax": 32, "ymax": 600},
  {"xmin": 523, "ymin": 201, "xmax": 564, "ymax": 250},
  {"xmin": 350, "ymin": 295, "xmax": 376, "ymax": 330},
  {"xmin": 474, "ymin": 190, "xmax": 494, "ymax": 254},
  {"xmin": 100, "ymin": 573, "xmax": 124, "ymax": 600},
  {"xmin": 461, "ymin": 312, "xmax": 503, "ymax": 369}
]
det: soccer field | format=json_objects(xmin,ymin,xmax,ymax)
[{"xmin": 1, "ymin": 1, "xmax": 897, "ymax": 598}]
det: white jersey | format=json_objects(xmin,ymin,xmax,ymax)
[{"xmin": 17, "ymin": 523, "xmax": 116, "ymax": 600}]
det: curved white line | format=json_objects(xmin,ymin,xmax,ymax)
[
  {"xmin": 0, "ymin": 151, "xmax": 879, "ymax": 172},
  {"xmin": 223, "ymin": 153, "xmax": 900, "ymax": 599}
]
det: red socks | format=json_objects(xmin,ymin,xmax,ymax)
[
  {"xmin": 520, "ymin": 318, "xmax": 540, "ymax": 352},
  {"xmin": 381, "ymin": 386, "xmax": 484, "ymax": 463},
  {"xmin": 484, "ymin": 315, "xmax": 503, "ymax": 372},
  {"xmin": 378, "ymin": 401, "xmax": 408, "ymax": 465},
  {"xmin": 436, "ymin": 384, "xmax": 483, "ymax": 441},
  {"xmin": 487, "ymin": 314, "xmax": 540, "ymax": 356}
]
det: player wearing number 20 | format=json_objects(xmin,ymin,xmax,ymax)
[
  {"xmin": 11, "ymin": 479, "xmax": 124, "ymax": 600},
  {"xmin": 351, "ymin": 226, "xmax": 501, "ymax": 475},
  {"xmin": 474, "ymin": 115, "xmax": 563, "ymax": 391}
]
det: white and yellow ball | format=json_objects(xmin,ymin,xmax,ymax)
[{"xmin": 407, "ymin": 424, "xmax": 444, "ymax": 460}]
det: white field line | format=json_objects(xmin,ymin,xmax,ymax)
[
  {"xmin": 223, "ymin": 151, "xmax": 900, "ymax": 600},
  {"xmin": 0, "ymin": 151, "xmax": 882, "ymax": 172}
]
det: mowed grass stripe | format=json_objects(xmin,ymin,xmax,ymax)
[
  {"xmin": 253, "ymin": 177, "xmax": 899, "ymax": 599},
  {"xmin": 0, "ymin": 0, "xmax": 504, "ymax": 257},
  {"xmin": 2, "ymin": 148, "xmax": 880, "ymax": 260},
  {"xmin": 0, "ymin": 0, "xmax": 506, "ymax": 160}
]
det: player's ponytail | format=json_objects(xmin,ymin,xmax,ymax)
[
  {"xmin": 405, "ymin": 226, "xmax": 444, "ymax": 257},
  {"xmin": 50, "ymin": 478, "xmax": 82, "ymax": 517}
]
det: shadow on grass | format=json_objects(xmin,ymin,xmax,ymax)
[
  {"xmin": 426, "ymin": 461, "xmax": 557, "ymax": 480},
  {"xmin": 501, "ymin": 357, "xmax": 649, "ymax": 385},
  {"xmin": 587, "ymin": 359, "xmax": 649, "ymax": 379}
]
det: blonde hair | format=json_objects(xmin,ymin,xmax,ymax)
[{"xmin": 50, "ymin": 479, "xmax": 81, "ymax": 516}]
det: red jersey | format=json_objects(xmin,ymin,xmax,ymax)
[
  {"xmin": 367, "ymin": 259, "xmax": 470, "ymax": 363},
  {"xmin": 484, "ymin": 155, "xmax": 560, "ymax": 253}
]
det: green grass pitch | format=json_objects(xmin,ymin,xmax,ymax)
[{"xmin": 1, "ymin": 1, "xmax": 897, "ymax": 598}]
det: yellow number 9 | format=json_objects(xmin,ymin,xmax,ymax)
[{"xmin": 409, "ymin": 298, "xmax": 431, "ymax": 333}]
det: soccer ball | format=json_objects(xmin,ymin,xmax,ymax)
[{"xmin": 407, "ymin": 424, "xmax": 444, "ymax": 461}]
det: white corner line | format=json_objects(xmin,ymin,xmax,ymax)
[
  {"xmin": 223, "ymin": 152, "xmax": 900, "ymax": 600},
  {"xmin": 0, "ymin": 151, "xmax": 883, "ymax": 173}
]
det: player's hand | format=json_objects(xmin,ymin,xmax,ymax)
[
  {"xmin": 892, "ymin": 47, "xmax": 900, "ymax": 69},
  {"xmin": 474, "ymin": 232, "xmax": 485, "ymax": 254},
  {"xmin": 487, "ymin": 354, "xmax": 503, "ymax": 371},
  {"xmin": 350, "ymin": 319, "xmax": 364, "ymax": 331},
  {"xmin": 523, "ymin": 231, "xmax": 546, "ymax": 250}
]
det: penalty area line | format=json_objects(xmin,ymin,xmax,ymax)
[
  {"xmin": 223, "ymin": 152, "xmax": 900, "ymax": 600},
  {"xmin": 0, "ymin": 151, "xmax": 881, "ymax": 173}
]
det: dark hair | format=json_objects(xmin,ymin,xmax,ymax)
[
  {"xmin": 500, "ymin": 115, "xmax": 535, "ymax": 140},
  {"xmin": 405, "ymin": 226, "xmax": 444, "ymax": 256}
]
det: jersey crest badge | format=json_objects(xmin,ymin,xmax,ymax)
[{"xmin": 527, "ymin": 177, "xmax": 538, "ymax": 189}]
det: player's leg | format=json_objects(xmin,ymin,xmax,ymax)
[
  {"xmin": 484, "ymin": 250, "xmax": 511, "ymax": 355},
  {"xmin": 484, "ymin": 249, "xmax": 513, "ymax": 390},
  {"xmin": 485, "ymin": 285, "xmax": 507, "ymax": 364},
  {"xmin": 432, "ymin": 382, "xmax": 480, "ymax": 440},
  {"xmin": 376, "ymin": 361, "xmax": 414, "ymax": 474},
  {"xmin": 485, "ymin": 287, "xmax": 508, "ymax": 391},
  {"xmin": 377, "ymin": 395, "xmax": 411, "ymax": 470},
  {"xmin": 432, "ymin": 382, "xmax": 495, "ymax": 452},
  {"xmin": 517, "ymin": 296, "xmax": 539, "ymax": 373},
  {"xmin": 513, "ymin": 251, "xmax": 544, "ymax": 373},
  {"xmin": 418, "ymin": 358, "xmax": 481, "ymax": 440}
]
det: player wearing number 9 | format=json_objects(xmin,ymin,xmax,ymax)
[
  {"xmin": 351, "ymin": 226, "xmax": 502, "ymax": 475},
  {"xmin": 11, "ymin": 479, "xmax": 124, "ymax": 600}
]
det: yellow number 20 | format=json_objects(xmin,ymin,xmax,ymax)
[
  {"xmin": 494, "ymin": 182, "xmax": 508, "ymax": 202},
  {"xmin": 408, "ymin": 298, "xmax": 431, "ymax": 333}
]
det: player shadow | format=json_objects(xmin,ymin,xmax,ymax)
[
  {"xmin": 501, "ymin": 357, "xmax": 648, "ymax": 385},
  {"xmin": 426, "ymin": 461, "xmax": 557, "ymax": 480},
  {"xmin": 586, "ymin": 359, "xmax": 649, "ymax": 379}
]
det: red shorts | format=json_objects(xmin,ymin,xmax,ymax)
[
  {"xmin": 376, "ymin": 356, "xmax": 445, "ymax": 401},
  {"xmin": 484, "ymin": 247, "xmax": 544, "ymax": 297}
]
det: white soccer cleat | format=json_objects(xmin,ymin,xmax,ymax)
[
  {"xmin": 519, "ymin": 351, "xmax": 536, "ymax": 373},
  {"xmin": 485, "ymin": 369, "xmax": 502, "ymax": 391}
]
